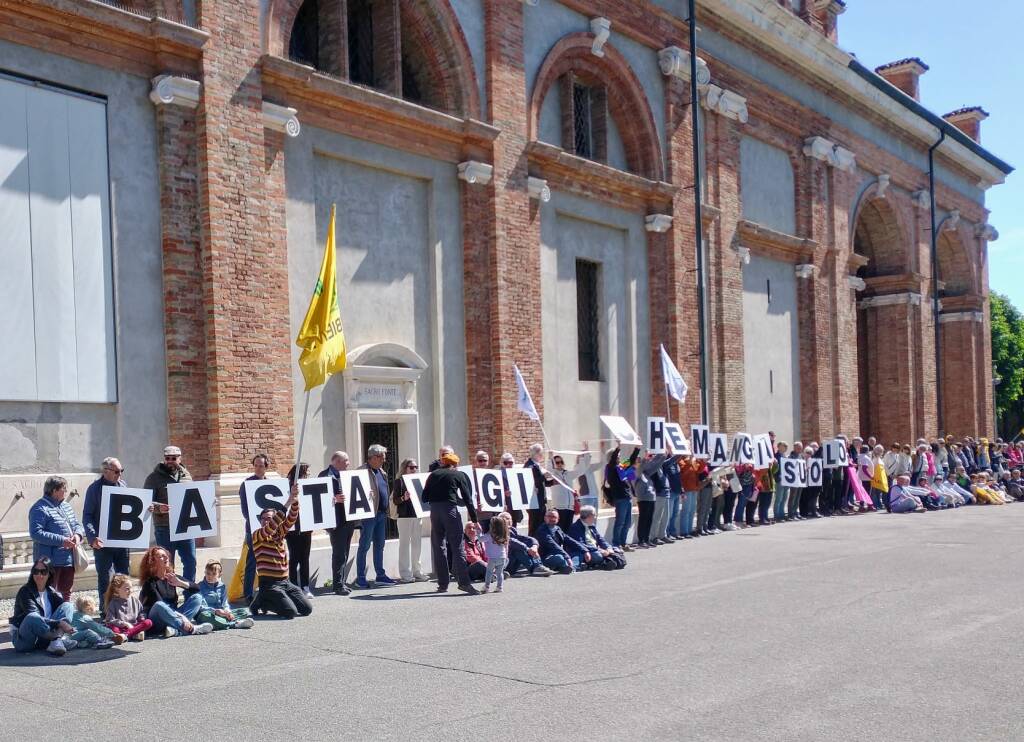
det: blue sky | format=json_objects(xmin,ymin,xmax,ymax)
[{"xmin": 839, "ymin": 1, "xmax": 1022, "ymax": 310}]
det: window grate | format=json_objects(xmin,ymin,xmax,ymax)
[
  {"xmin": 288, "ymin": 0, "xmax": 320, "ymax": 68},
  {"xmin": 348, "ymin": 0, "xmax": 375, "ymax": 87},
  {"xmin": 572, "ymin": 83, "xmax": 593, "ymax": 159},
  {"xmin": 576, "ymin": 259, "xmax": 601, "ymax": 381}
]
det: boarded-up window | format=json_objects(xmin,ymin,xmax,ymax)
[
  {"xmin": 0, "ymin": 74, "xmax": 116, "ymax": 402},
  {"xmin": 740, "ymin": 136, "xmax": 796, "ymax": 235}
]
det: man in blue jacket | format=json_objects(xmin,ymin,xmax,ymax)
[
  {"xmin": 568, "ymin": 505, "xmax": 627, "ymax": 570},
  {"xmin": 82, "ymin": 457, "xmax": 130, "ymax": 612},
  {"xmin": 500, "ymin": 512, "xmax": 554, "ymax": 577},
  {"xmin": 535, "ymin": 509, "xmax": 589, "ymax": 574}
]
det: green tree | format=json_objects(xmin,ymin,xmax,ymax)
[{"xmin": 990, "ymin": 292, "xmax": 1024, "ymax": 438}]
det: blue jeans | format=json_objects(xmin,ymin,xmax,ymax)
[
  {"xmin": 774, "ymin": 486, "xmax": 789, "ymax": 521},
  {"xmin": 542, "ymin": 553, "xmax": 571, "ymax": 573},
  {"xmin": 154, "ymin": 526, "xmax": 197, "ymax": 582},
  {"xmin": 507, "ymin": 550, "xmax": 543, "ymax": 574},
  {"xmin": 681, "ymin": 491, "xmax": 697, "ymax": 536},
  {"xmin": 572, "ymin": 551, "xmax": 605, "ymax": 570},
  {"xmin": 12, "ymin": 602, "xmax": 74, "ymax": 652},
  {"xmin": 735, "ymin": 484, "xmax": 752, "ymax": 522},
  {"xmin": 147, "ymin": 594, "xmax": 206, "ymax": 632},
  {"xmin": 613, "ymin": 499, "xmax": 633, "ymax": 547},
  {"xmin": 666, "ymin": 492, "xmax": 682, "ymax": 537},
  {"xmin": 93, "ymin": 546, "xmax": 130, "ymax": 612},
  {"xmin": 243, "ymin": 532, "xmax": 257, "ymax": 600},
  {"xmin": 356, "ymin": 511, "xmax": 388, "ymax": 581}
]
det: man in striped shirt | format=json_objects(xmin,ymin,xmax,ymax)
[{"xmin": 249, "ymin": 487, "xmax": 313, "ymax": 619}]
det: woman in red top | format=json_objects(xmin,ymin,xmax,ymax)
[{"xmin": 462, "ymin": 522, "xmax": 488, "ymax": 583}]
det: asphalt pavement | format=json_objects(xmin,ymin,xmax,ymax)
[{"xmin": 2, "ymin": 505, "xmax": 1023, "ymax": 741}]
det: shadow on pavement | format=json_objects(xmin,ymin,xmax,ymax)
[
  {"xmin": 348, "ymin": 591, "xmax": 469, "ymax": 601},
  {"xmin": 0, "ymin": 646, "xmax": 136, "ymax": 668}
]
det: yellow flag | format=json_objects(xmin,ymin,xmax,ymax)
[{"xmin": 296, "ymin": 205, "xmax": 347, "ymax": 390}]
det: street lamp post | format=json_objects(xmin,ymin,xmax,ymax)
[{"xmin": 993, "ymin": 372, "xmax": 1002, "ymax": 438}]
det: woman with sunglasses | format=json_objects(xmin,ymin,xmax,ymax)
[
  {"xmin": 392, "ymin": 458, "xmax": 429, "ymax": 584},
  {"xmin": 11, "ymin": 557, "xmax": 79, "ymax": 655}
]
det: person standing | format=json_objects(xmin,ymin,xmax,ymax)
[
  {"xmin": 284, "ymin": 463, "xmax": 314, "ymax": 598},
  {"xmin": 548, "ymin": 453, "xmax": 581, "ymax": 532},
  {"xmin": 421, "ymin": 451, "xmax": 479, "ymax": 594},
  {"xmin": 28, "ymin": 478, "xmax": 85, "ymax": 602},
  {"xmin": 238, "ymin": 453, "xmax": 271, "ymax": 604},
  {"xmin": 355, "ymin": 444, "xmax": 397, "ymax": 588},
  {"xmin": 319, "ymin": 451, "xmax": 355, "ymax": 595},
  {"xmin": 663, "ymin": 454, "xmax": 684, "ymax": 540},
  {"xmin": 605, "ymin": 446, "xmax": 639, "ymax": 551},
  {"xmin": 525, "ymin": 443, "xmax": 556, "ymax": 536},
  {"xmin": 82, "ymin": 457, "xmax": 130, "ymax": 613},
  {"xmin": 392, "ymin": 458, "xmax": 429, "ymax": 583},
  {"xmin": 144, "ymin": 445, "xmax": 196, "ymax": 581}
]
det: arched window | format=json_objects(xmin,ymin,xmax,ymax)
[
  {"xmin": 280, "ymin": 0, "xmax": 479, "ymax": 117},
  {"xmin": 288, "ymin": 0, "xmax": 319, "ymax": 69}
]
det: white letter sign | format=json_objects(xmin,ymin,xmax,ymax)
[
  {"xmin": 505, "ymin": 466, "xmax": 533, "ymax": 511},
  {"xmin": 298, "ymin": 477, "xmax": 336, "ymax": 531},
  {"xmin": 475, "ymin": 469, "xmax": 506, "ymax": 513},
  {"xmin": 730, "ymin": 433, "xmax": 754, "ymax": 464},
  {"xmin": 399, "ymin": 473, "xmax": 429, "ymax": 518},
  {"xmin": 600, "ymin": 415, "xmax": 643, "ymax": 447},
  {"xmin": 647, "ymin": 417, "xmax": 666, "ymax": 454},
  {"xmin": 824, "ymin": 439, "xmax": 849, "ymax": 469},
  {"xmin": 340, "ymin": 470, "xmax": 375, "ymax": 521},
  {"xmin": 753, "ymin": 434, "xmax": 774, "ymax": 469},
  {"xmin": 779, "ymin": 459, "xmax": 802, "ymax": 489},
  {"xmin": 664, "ymin": 423, "xmax": 689, "ymax": 455},
  {"xmin": 690, "ymin": 425, "xmax": 710, "ymax": 459},
  {"xmin": 167, "ymin": 481, "xmax": 216, "ymax": 541},
  {"xmin": 243, "ymin": 478, "xmax": 291, "ymax": 534},
  {"xmin": 807, "ymin": 458, "xmax": 823, "ymax": 487},
  {"xmin": 709, "ymin": 433, "xmax": 729, "ymax": 467},
  {"xmin": 99, "ymin": 487, "xmax": 153, "ymax": 550}
]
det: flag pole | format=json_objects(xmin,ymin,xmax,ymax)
[{"xmin": 294, "ymin": 389, "xmax": 311, "ymax": 477}]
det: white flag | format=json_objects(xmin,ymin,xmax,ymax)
[
  {"xmin": 513, "ymin": 364, "xmax": 540, "ymax": 421},
  {"xmin": 660, "ymin": 344, "xmax": 688, "ymax": 403}
]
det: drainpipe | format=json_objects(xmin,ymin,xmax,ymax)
[
  {"xmin": 929, "ymin": 128, "xmax": 946, "ymax": 435},
  {"xmin": 688, "ymin": 0, "xmax": 709, "ymax": 425}
]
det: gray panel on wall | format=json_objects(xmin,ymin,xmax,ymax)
[
  {"xmin": 742, "ymin": 254, "xmax": 801, "ymax": 442},
  {"xmin": 538, "ymin": 83, "xmax": 561, "ymax": 146},
  {"xmin": 450, "ymin": 0, "xmax": 487, "ymax": 114},
  {"xmin": 740, "ymin": 135, "xmax": 796, "ymax": 236},
  {"xmin": 540, "ymin": 191, "xmax": 649, "ymax": 451}
]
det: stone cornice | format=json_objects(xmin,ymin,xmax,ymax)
[
  {"xmin": 736, "ymin": 220, "xmax": 817, "ymax": 263},
  {"xmin": 702, "ymin": 86, "xmax": 749, "ymax": 124},
  {"xmin": 262, "ymin": 101, "xmax": 301, "ymax": 137},
  {"xmin": 858, "ymin": 292, "xmax": 922, "ymax": 309},
  {"xmin": 527, "ymin": 177, "xmax": 551, "ymax": 202},
  {"xmin": 645, "ymin": 214, "xmax": 673, "ymax": 233},
  {"xmin": 525, "ymin": 140, "xmax": 677, "ymax": 212},
  {"xmin": 0, "ymin": 0, "xmax": 208, "ymax": 77},
  {"xmin": 150, "ymin": 75, "xmax": 200, "ymax": 108},
  {"xmin": 457, "ymin": 161, "xmax": 494, "ymax": 186},
  {"xmin": 658, "ymin": 46, "xmax": 711, "ymax": 86},
  {"xmin": 261, "ymin": 55, "xmax": 500, "ymax": 164},
  {"xmin": 590, "ymin": 17, "xmax": 612, "ymax": 58},
  {"xmin": 939, "ymin": 311, "xmax": 984, "ymax": 324}
]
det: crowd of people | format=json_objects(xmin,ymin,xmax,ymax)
[{"xmin": 10, "ymin": 432, "xmax": 1024, "ymax": 656}]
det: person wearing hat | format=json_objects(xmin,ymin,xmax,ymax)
[
  {"xmin": 421, "ymin": 450, "xmax": 479, "ymax": 595},
  {"xmin": 143, "ymin": 445, "xmax": 196, "ymax": 581}
]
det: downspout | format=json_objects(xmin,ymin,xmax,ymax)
[
  {"xmin": 688, "ymin": 0, "xmax": 710, "ymax": 425},
  {"xmin": 929, "ymin": 129, "xmax": 946, "ymax": 434}
]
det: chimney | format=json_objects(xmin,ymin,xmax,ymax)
[
  {"xmin": 874, "ymin": 57, "xmax": 928, "ymax": 101},
  {"xmin": 943, "ymin": 107, "xmax": 989, "ymax": 143}
]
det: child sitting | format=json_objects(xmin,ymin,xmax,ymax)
[
  {"xmin": 197, "ymin": 560, "xmax": 254, "ymax": 630},
  {"xmin": 71, "ymin": 596, "xmax": 123, "ymax": 649},
  {"xmin": 104, "ymin": 573, "xmax": 153, "ymax": 641}
]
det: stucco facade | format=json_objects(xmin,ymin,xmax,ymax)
[{"xmin": 0, "ymin": 0, "xmax": 1011, "ymax": 544}]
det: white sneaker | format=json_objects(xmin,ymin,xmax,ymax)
[
  {"xmin": 414, "ymin": 574, "xmax": 430, "ymax": 582},
  {"xmin": 61, "ymin": 638, "xmax": 78, "ymax": 651},
  {"xmin": 164, "ymin": 627, "xmax": 178, "ymax": 638},
  {"xmin": 46, "ymin": 639, "xmax": 67, "ymax": 656},
  {"xmin": 303, "ymin": 587, "xmax": 315, "ymax": 599},
  {"xmin": 192, "ymin": 623, "xmax": 214, "ymax": 635},
  {"xmin": 232, "ymin": 617, "xmax": 254, "ymax": 629}
]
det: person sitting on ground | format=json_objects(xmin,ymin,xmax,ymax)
[
  {"xmin": 500, "ymin": 511, "xmax": 554, "ymax": 577},
  {"xmin": 568, "ymin": 505, "xmax": 626, "ymax": 570},
  {"xmin": 905, "ymin": 477, "xmax": 943, "ymax": 510},
  {"xmin": 463, "ymin": 522, "xmax": 488, "ymax": 583},
  {"xmin": 10, "ymin": 557, "xmax": 79, "ymax": 655},
  {"xmin": 535, "ymin": 509, "xmax": 589, "ymax": 573},
  {"xmin": 933, "ymin": 476, "xmax": 966, "ymax": 508},
  {"xmin": 942, "ymin": 471, "xmax": 975, "ymax": 505},
  {"xmin": 69, "ymin": 595, "xmax": 122, "ymax": 648},
  {"xmin": 139, "ymin": 546, "xmax": 214, "ymax": 637},
  {"xmin": 971, "ymin": 473, "xmax": 1006, "ymax": 505},
  {"xmin": 887, "ymin": 475, "xmax": 925, "ymax": 513},
  {"xmin": 104, "ymin": 573, "xmax": 153, "ymax": 641},
  {"xmin": 1000, "ymin": 471, "xmax": 1024, "ymax": 502},
  {"xmin": 197, "ymin": 560, "xmax": 255, "ymax": 630},
  {"xmin": 249, "ymin": 486, "xmax": 313, "ymax": 618}
]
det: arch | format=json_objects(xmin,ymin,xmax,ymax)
[
  {"xmin": 936, "ymin": 228, "xmax": 976, "ymax": 297},
  {"xmin": 529, "ymin": 34, "xmax": 664, "ymax": 181},
  {"xmin": 850, "ymin": 196, "xmax": 911, "ymax": 278},
  {"xmin": 346, "ymin": 342, "xmax": 427, "ymax": 370},
  {"xmin": 264, "ymin": 0, "xmax": 481, "ymax": 119}
]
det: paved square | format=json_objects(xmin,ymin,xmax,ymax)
[{"xmin": 3, "ymin": 507, "xmax": 1023, "ymax": 741}]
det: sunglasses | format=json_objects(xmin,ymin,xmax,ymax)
[
  {"xmin": 408, "ymin": 465, "xmax": 419, "ymax": 470},
  {"xmin": 32, "ymin": 568, "xmax": 49, "ymax": 575},
  {"xmin": 476, "ymin": 458, "xmax": 488, "ymax": 463},
  {"xmin": 554, "ymin": 460, "xmax": 564, "ymax": 466},
  {"xmin": 164, "ymin": 456, "xmax": 180, "ymax": 461},
  {"xmin": 106, "ymin": 466, "xmax": 124, "ymax": 474}
]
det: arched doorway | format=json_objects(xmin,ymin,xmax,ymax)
[{"xmin": 851, "ymin": 195, "xmax": 914, "ymax": 441}]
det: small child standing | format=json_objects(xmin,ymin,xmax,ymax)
[
  {"xmin": 197, "ymin": 560, "xmax": 254, "ymax": 630},
  {"xmin": 480, "ymin": 517, "xmax": 509, "ymax": 594},
  {"xmin": 104, "ymin": 573, "xmax": 153, "ymax": 641},
  {"xmin": 71, "ymin": 596, "xmax": 124, "ymax": 649}
]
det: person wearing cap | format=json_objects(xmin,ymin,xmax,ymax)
[
  {"xmin": 143, "ymin": 445, "xmax": 196, "ymax": 581},
  {"xmin": 421, "ymin": 450, "xmax": 479, "ymax": 595},
  {"xmin": 82, "ymin": 457, "xmax": 130, "ymax": 613}
]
